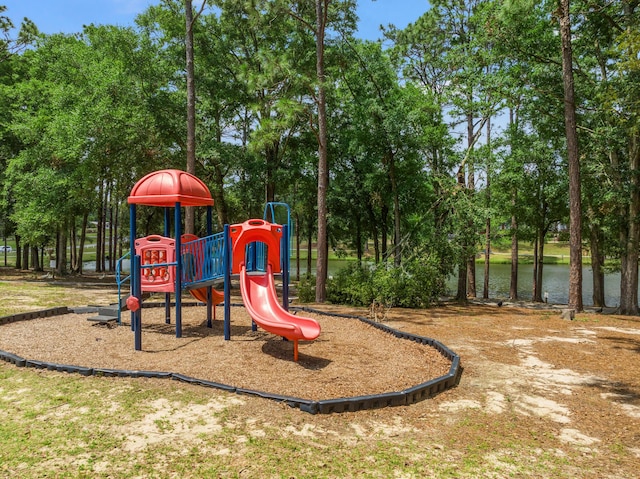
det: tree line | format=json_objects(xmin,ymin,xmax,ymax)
[{"xmin": 0, "ymin": 0, "xmax": 639, "ymax": 313}]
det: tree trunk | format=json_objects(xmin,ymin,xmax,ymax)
[
  {"xmin": 14, "ymin": 235, "xmax": 21, "ymax": 270},
  {"xmin": 456, "ymin": 167, "xmax": 467, "ymax": 301},
  {"xmin": 617, "ymin": 0, "xmax": 640, "ymax": 315},
  {"xmin": 466, "ymin": 259, "xmax": 476, "ymax": 298},
  {"xmin": 386, "ymin": 149, "xmax": 401, "ymax": 267},
  {"xmin": 22, "ymin": 243, "xmax": 29, "ymax": 270},
  {"xmin": 588, "ymin": 220, "xmax": 605, "ymax": 308},
  {"xmin": 108, "ymin": 194, "xmax": 114, "ymax": 271},
  {"xmin": 619, "ymin": 137, "xmax": 640, "ymax": 314},
  {"xmin": 110, "ymin": 201, "xmax": 118, "ymax": 271},
  {"xmin": 56, "ymin": 227, "xmax": 67, "ymax": 276},
  {"xmin": 185, "ymin": 0, "xmax": 197, "ymax": 235},
  {"xmin": 96, "ymin": 181, "xmax": 104, "ymax": 273},
  {"xmin": 466, "ymin": 112, "xmax": 476, "ymax": 298},
  {"xmin": 380, "ymin": 204, "xmax": 388, "ymax": 261},
  {"xmin": 367, "ymin": 202, "xmax": 380, "ymax": 263},
  {"xmin": 70, "ymin": 216, "xmax": 78, "ymax": 272},
  {"xmin": 509, "ymin": 108, "xmax": 519, "ymax": 300},
  {"xmin": 78, "ymin": 212, "xmax": 88, "ymax": 275},
  {"xmin": 306, "ymin": 219, "xmax": 313, "ymax": 279},
  {"xmin": 532, "ymin": 235, "xmax": 538, "ymax": 301},
  {"xmin": 534, "ymin": 231, "xmax": 545, "ymax": 302},
  {"xmin": 356, "ymin": 217, "xmax": 363, "ymax": 263},
  {"xmin": 559, "ymin": 0, "xmax": 583, "ymax": 311},
  {"xmin": 510, "ymin": 207, "xmax": 518, "ymax": 300},
  {"xmin": 456, "ymin": 264, "xmax": 467, "ymax": 302},
  {"xmin": 295, "ymin": 213, "xmax": 301, "ymax": 281},
  {"xmin": 483, "ymin": 118, "xmax": 492, "ymax": 300},
  {"xmin": 483, "ymin": 219, "xmax": 490, "ymax": 299},
  {"xmin": 31, "ymin": 245, "xmax": 41, "ymax": 272},
  {"xmin": 314, "ymin": 0, "xmax": 329, "ymax": 302}
]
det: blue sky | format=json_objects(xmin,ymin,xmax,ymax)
[{"xmin": 3, "ymin": 0, "xmax": 429, "ymax": 41}]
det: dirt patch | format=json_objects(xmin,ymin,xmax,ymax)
[
  {"xmin": 375, "ymin": 303, "xmax": 640, "ymax": 467},
  {"xmin": 1, "ymin": 272, "xmax": 640, "ymax": 476}
]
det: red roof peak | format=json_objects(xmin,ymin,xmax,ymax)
[{"xmin": 128, "ymin": 169, "xmax": 214, "ymax": 207}]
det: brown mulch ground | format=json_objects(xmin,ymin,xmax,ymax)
[{"xmin": 0, "ymin": 303, "xmax": 452, "ymax": 401}]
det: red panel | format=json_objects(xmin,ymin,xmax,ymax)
[
  {"xmin": 135, "ymin": 235, "xmax": 176, "ymax": 293},
  {"xmin": 229, "ymin": 219, "xmax": 282, "ymax": 274}
]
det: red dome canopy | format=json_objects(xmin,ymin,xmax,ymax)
[{"xmin": 128, "ymin": 169, "xmax": 214, "ymax": 207}]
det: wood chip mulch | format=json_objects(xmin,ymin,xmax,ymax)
[{"xmin": 0, "ymin": 306, "xmax": 453, "ymax": 401}]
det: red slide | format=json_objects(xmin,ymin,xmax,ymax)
[
  {"xmin": 240, "ymin": 264, "xmax": 320, "ymax": 361},
  {"xmin": 189, "ymin": 287, "xmax": 224, "ymax": 306}
]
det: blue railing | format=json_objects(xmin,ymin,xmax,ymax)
[
  {"xmin": 263, "ymin": 202, "xmax": 294, "ymax": 254},
  {"xmin": 120, "ymin": 202, "xmax": 291, "ymax": 310},
  {"xmin": 181, "ymin": 231, "xmax": 226, "ymax": 288},
  {"xmin": 246, "ymin": 242, "xmax": 267, "ymax": 272},
  {"xmin": 115, "ymin": 251, "xmax": 131, "ymax": 324}
]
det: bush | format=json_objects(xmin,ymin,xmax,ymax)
[
  {"xmin": 326, "ymin": 257, "xmax": 447, "ymax": 309},
  {"xmin": 400, "ymin": 257, "xmax": 448, "ymax": 307},
  {"xmin": 326, "ymin": 263, "xmax": 375, "ymax": 306},
  {"xmin": 295, "ymin": 275, "xmax": 317, "ymax": 303}
]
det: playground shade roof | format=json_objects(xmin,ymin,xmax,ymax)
[{"xmin": 128, "ymin": 169, "xmax": 214, "ymax": 207}]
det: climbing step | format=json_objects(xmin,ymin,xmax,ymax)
[
  {"xmin": 87, "ymin": 315, "xmax": 118, "ymax": 323},
  {"xmin": 70, "ymin": 306, "xmax": 100, "ymax": 314},
  {"xmin": 87, "ymin": 305, "xmax": 120, "ymax": 323},
  {"xmin": 85, "ymin": 293, "xmax": 149, "ymax": 323}
]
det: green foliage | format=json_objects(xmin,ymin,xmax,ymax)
[
  {"xmin": 0, "ymin": 5, "xmax": 38, "ymax": 60},
  {"xmin": 326, "ymin": 262, "xmax": 375, "ymax": 306},
  {"xmin": 1, "ymin": 0, "xmax": 639, "ymax": 307},
  {"xmin": 295, "ymin": 274, "xmax": 318, "ymax": 303},
  {"xmin": 327, "ymin": 257, "xmax": 446, "ymax": 309}
]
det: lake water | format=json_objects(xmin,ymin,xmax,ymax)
[
  {"xmin": 450, "ymin": 263, "xmax": 624, "ymax": 307},
  {"xmin": 291, "ymin": 259, "xmax": 626, "ymax": 307}
]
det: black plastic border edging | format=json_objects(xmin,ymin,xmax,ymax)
[
  {"xmin": 0, "ymin": 306, "xmax": 68, "ymax": 325},
  {"xmin": 298, "ymin": 306, "xmax": 463, "ymax": 413},
  {"xmin": 0, "ymin": 304, "xmax": 462, "ymax": 415}
]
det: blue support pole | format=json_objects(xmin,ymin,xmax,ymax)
[
  {"xmin": 164, "ymin": 207, "xmax": 171, "ymax": 324},
  {"xmin": 175, "ymin": 202, "xmax": 182, "ymax": 338},
  {"xmin": 282, "ymin": 224, "xmax": 289, "ymax": 311},
  {"xmin": 129, "ymin": 204, "xmax": 137, "ymax": 332},
  {"xmin": 206, "ymin": 206, "xmax": 213, "ymax": 328},
  {"xmin": 248, "ymin": 242, "xmax": 256, "ymax": 272},
  {"xmin": 133, "ymin": 254, "xmax": 142, "ymax": 351},
  {"xmin": 223, "ymin": 224, "xmax": 231, "ymax": 340},
  {"xmin": 130, "ymin": 254, "xmax": 138, "ymax": 332}
]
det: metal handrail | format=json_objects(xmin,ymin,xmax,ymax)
[
  {"xmin": 115, "ymin": 251, "xmax": 131, "ymax": 324},
  {"xmin": 181, "ymin": 231, "xmax": 226, "ymax": 288}
]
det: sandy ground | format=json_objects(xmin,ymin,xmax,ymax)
[{"xmin": 1, "ymin": 271, "xmax": 639, "ymax": 476}]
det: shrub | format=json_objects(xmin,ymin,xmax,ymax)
[
  {"xmin": 295, "ymin": 275, "xmax": 317, "ymax": 303},
  {"xmin": 326, "ymin": 263, "xmax": 375, "ymax": 306},
  {"xmin": 399, "ymin": 257, "xmax": 448, "ymax": 307},
  {"xmin": 326, "ymin": 257, "xmax": 447, "ymax": 309}
]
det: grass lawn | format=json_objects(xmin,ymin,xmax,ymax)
[{"xmin": 0, "ymin": 275, "xmax": 638, "ymax": 478}]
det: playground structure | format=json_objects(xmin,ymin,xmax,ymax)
[
  {"xmin": 0, "ymin": 169, "xmax": 461, "ymax": 414},
  {"xmin": 121, "ymin": 169, "xmax": 320, "ymax": 360}
]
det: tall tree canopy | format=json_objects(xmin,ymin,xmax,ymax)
[{"xmin": 1, "ymin": 1, "xmax": 640, "ymax": 312}]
